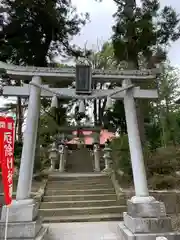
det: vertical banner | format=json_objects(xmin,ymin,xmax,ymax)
[{"xmin": 0, "ymin": 116, "xmax": 15, "ymax": 206}]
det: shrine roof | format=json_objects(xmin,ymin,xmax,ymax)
[
  {"xmin": 0, "ymin": 61, "xmax": 159, "ymax": 83},
  {"xmin": 67, "ymin": 129, "xmax": 115, "ymax": 145}
]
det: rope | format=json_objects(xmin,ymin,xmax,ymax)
[{"xmin": 29, "ymin": 82, "xmax": 135, "ymax": 100}]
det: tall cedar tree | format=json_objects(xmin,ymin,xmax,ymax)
[{"xmin": 112, "ymin": 0, "xmax": 180, "ymax": 138}]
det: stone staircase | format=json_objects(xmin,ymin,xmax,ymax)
[
  {"xmin": 66, "ymin": 148, "xmax": 94, "ymax": 172},
  {"xmin": 39, "ymin": 173, "xmax": 126, "ymax": 223}
]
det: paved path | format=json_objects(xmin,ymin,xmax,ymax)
[{"xmin": 45, "ymin": 222, "xmax": 121, "ymax": 240}]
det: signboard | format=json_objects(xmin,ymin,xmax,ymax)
[
  {"xmin": 76, "ymin": 65, "xmax": 92, "ymax": 94},
  {"xmin": 0, "ymin": 116, "xmax": 15, "ymax": 205}
]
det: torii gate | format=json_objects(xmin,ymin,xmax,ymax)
[
  {"xmin": 0, "ymin": 62, "xmax": 177, "ymax": 240},
  {"xmin": 0, "ymin": 62, "xmax": 158, "ymax": 199}
]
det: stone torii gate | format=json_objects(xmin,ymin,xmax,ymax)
[{"xmin": 0, "ymin": 61, "xmax": 178, "ymax": 240}]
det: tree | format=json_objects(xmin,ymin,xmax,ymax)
[
  {"xmin": 104, "ymin": 101, "xmax": 126, "ymax": 133},
  {"xmin": 0, "ymin": 1, "xmax": 89, "ymax": 143},
  {"xmin": 86, "ymin": 42, "xmax": 118, "ymax": 127},
  {"xmin": 0, "ymin": 0, "xmax": 89, "ymax": 66},
  {"xmin": 112, "ymin": 0, "xmax": 180, "ymax": 143},
  {"xmin": 112, "ymin": 0, "xmax": 180, "ymax": 67},
  {"xmin": 156, "ymin": 63, "xmax": 180, "ymax": 146},
  {"xmin": 0, "ymin": 0, "xmax": 90, "ymax": 172}
]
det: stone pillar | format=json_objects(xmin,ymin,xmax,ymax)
[
  {"xmin": 17, "ymin": 76, "xmax": 42, "ymax": 200},
  {"xmin": 58, "ymin": 144, "xmax": 65, "ymax": 172},
  {"xmin": 122, "ymin": 79, "xmax": 149, "ymax": 199},
  {"xmin": 63, "ymin": 145, "xmax": 68, "ymax": 170},
  {"xmin": 0, "ymin": 76, "xmax": 48, "ymax": 239},
  {"xmin": 93, "ymin": 143, "xmax": 100, "ymax": 172},
  {"xmin": 117, "ymin": 79, "xmax": 180, "ymax": 240}
]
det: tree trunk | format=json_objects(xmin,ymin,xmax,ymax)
[
  {"xmin": 98, "ymin": 98, "xmax": 107, "ymax": 126},
  {"xmin": 17, "ymin": 97, "xmax": 23, "ymax": 143},
  {"xmin": 15, "ymin": 105, "xmax": 18, "ymax": 141},
  {"xmin": 93, "ymin": 99, "xmax": 98, "ymax": 125}
]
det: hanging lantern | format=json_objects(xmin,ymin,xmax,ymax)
[
  {"xmin": 105, "ymin": 97, "xmax": 113, "ymax": 110},
  {"xmin": 76, "ymin": 64, "xmax": 92, "ymax": 94},
  {"xmin": 51, "ymin": 95, "xmax": 58, "ymax": 108},
  {"xmin": 79, "ymin": 100, "xmax": 85, "ymax": 114}
]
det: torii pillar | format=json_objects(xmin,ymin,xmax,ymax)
[
  {"xmin": 117, "ymin": 79, "xmax": 180, "ymax": 240},
  {"xmin": 16, "ymin": 76, "xmax": 42, "ymax": 200},
  {"xmin": 0, "ymin": 76, "xmax": 47, "ymax": 239}
]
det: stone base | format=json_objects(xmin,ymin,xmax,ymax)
[
  {"xmin": 1, "ymin": 199, "xmax": 39, "ymax": 222},
  {"xmin": 127, "ymin": 199, "xmax": 166, "ymax": 218},
  {"xmin": 118, "ymin": 222, "xmax": 180, "ymax": 240},
  {"xmin": 123, "ymin": 212, "xmax": 172, "ymax": 233},
  {"xmin": 0, "ymin": 218, "xmax": 48, "ymax": 239},
  {"xmin": 119, "ymin": 198, "xmax": 180, "ymax": 240}
]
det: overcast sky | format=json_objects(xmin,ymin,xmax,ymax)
[{"xmin": 71, "ymin": 0, "xmax": 180, "ymax": 67}]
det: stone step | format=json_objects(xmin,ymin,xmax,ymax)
[
  {"xmin": 46, "ymin": 183, "xmax": 113, "ymax": 189},
  {"xmin": 39, "ymin": 205, "xmax": 126, "ymax": 217},
  {"xmin": 43, "ymin": 193, "xmax": 118, "ymax": 202},
  {"xmin": 48, "ymin": 176, "xmax": 109, "ymax": 182},
  {"xmin": 42, "ymin": 213, "xmax": 123, "ymax": 223},
  {"xmin": 45, "ymin": 188, "xmax": 114, "ymax": 195},
  {"xmin": 40, "ymin": 199, "xmax": 124, "ymax": 209},
  {"xmin": 48, "ymin": 179, "xmax": 111, "ymax": 185}
]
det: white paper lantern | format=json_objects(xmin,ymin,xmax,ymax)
[
  {"xmin": 106, "ymin": 97, "xmax": 113, "ymax": 109},
  {"xmin": 51, "ymin": 95, "xmax": 58, "ymax": 108},
  {"xmin": 79, "ymin": 100, "xmax": 85, "ymax": 113}
]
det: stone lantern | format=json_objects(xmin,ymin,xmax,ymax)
[
  {"xmin": 102, "ymin": 143, "xmax": 112, "ymax": 172},
  {"xmin": 48, "ymin": 142, "xmax": 58, "ymax": 171},
  {"xmin": 93, "ymin": 143, "xmax": 100, "ymax": 172},
  {"xmin": 58, "ymin": 143, "xmax": 65, "ymax": 172},
  {"xmin": 92, "ymin": 133, "xmax": 100, "ymax": 172}
]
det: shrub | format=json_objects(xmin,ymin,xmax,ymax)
[
  {"xmin": 148, "ymin": 174, "xmax": 180, "ymax": 190},
  {"xmin": 111, "ymin": 136, "xmax": 180, "ymax": 190},
  {"xmin": 111, "ymin": 135, "xmax": 132, "ymax": 176},
  {"xmin": 145, "ymin": 145, "xmax": 180, "ymax": 176}
]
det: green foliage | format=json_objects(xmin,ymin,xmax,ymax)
[
  {"xmin": 104, "ymin": 101, "xmax": 126, "ymax": 133},
  {"xmin": 14, "ymin": 141, "xmax": 23, "ymax": 168},
  {"xmin": 145, "ymin": 146, "xmax": 180, "ymax": 176},
  {"xmin": 111, "ymin": 0, "xmax": 180, "ymax": 144},
  {"xmin": 148, "ymin": 174, "xmax": 180, "ymax": 190},
  {"xmin": 0, "ymin": 0, "xmax": 89, "ymax": 65},
  {"xmin": 112, "ymin": 0, "xmax": 180, "ymax": 66},
  {"xmin": 111, "ymin": 136, "xmax": 180, "ymax": 189},
  {"xmin": 145, "ymin": 122, "xmax": 161, "ymax": 150},
  {"xmin": 111, "ymin": 135, "xmax": 132, "ymax": 177},
  {"xmin": 14, "ymin": 141, "xmax": 23, "ymax": 158}
]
